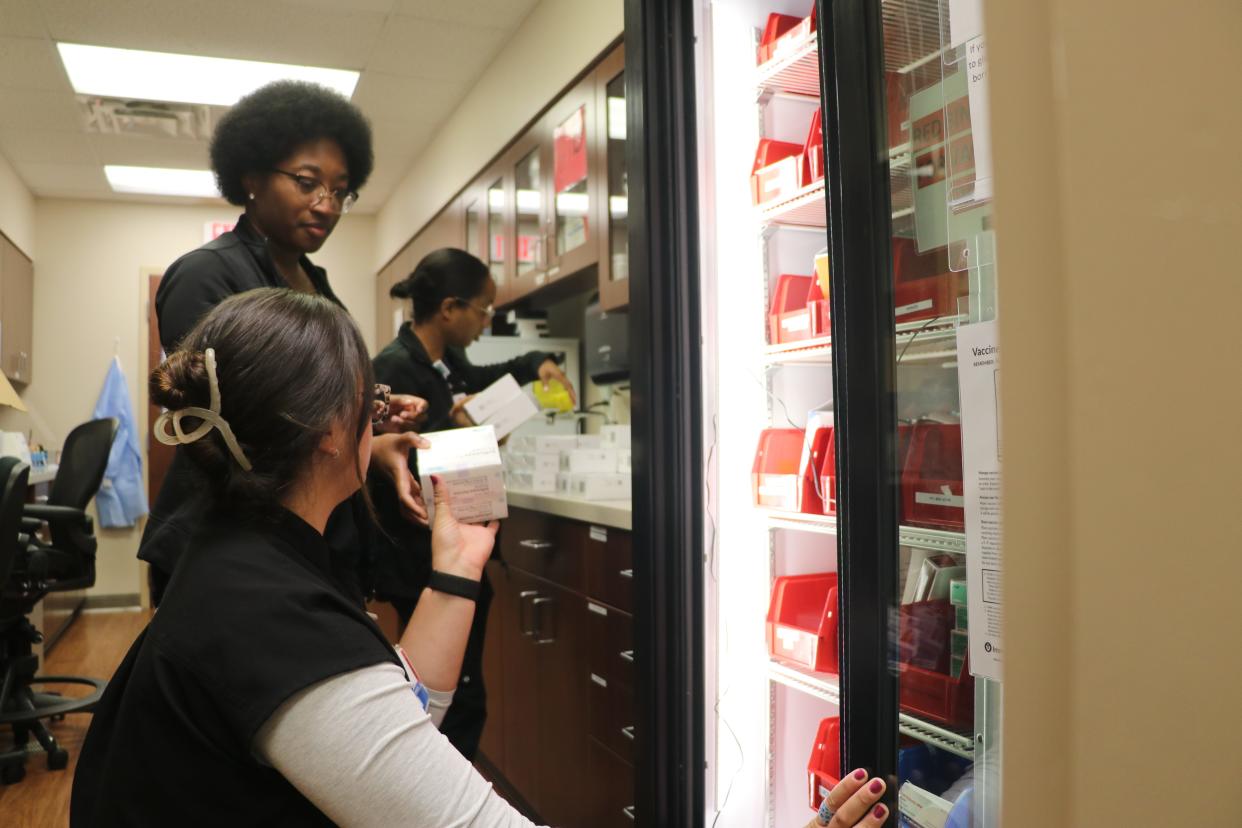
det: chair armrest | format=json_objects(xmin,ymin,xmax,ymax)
[
  {"xmin": 23, "ymin": 504, "xmax": 90, "ymax": 525},
  {"xmin": 21, "ymin": 516, "xmax": 42, "ymax": 532}
]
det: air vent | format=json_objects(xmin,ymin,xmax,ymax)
[{"xmin": 78, "ymin": 96, "xmax": 225, "ymax": 140}]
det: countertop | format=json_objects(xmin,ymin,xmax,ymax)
[{"xmin": 507, "ymin": 489, "xmax": 632, "ymax": 531}]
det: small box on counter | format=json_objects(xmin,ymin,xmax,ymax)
[
  {"xmin": 505, "ymin": 451, "xmax": 560, "ymax": 474},
  {"xmin": 616, "ymin": 449, "xmax": 632, "ymax": 474},
  {"xmin": 507, "ymin": 469, "xmax": 557, "ymax": 493},
  {"xmin": 463, "ymin": 374, "xmax": 538, "ymax": 440},
  {"xmin": 561, "ymin": 448, "xmax": 620, "ymax": 474},
  {"xmin": 556, "ymin": 472, "xmax": 631, "ymax": 501},
  {"xmin": 576, "ymin": 434, "xmax": 603, "ymax": 449},
  {"xmin": 509, "ymin": 434, "xmax": 580, "ymax": 454},
  {"xmin": 417, "ymin": 425, "xmax": 508, "ymax": 524},
  {"xmin": 600, "ymin": 424, "xmax": 631, "ymax": 449}
]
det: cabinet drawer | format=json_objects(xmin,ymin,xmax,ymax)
[
  {"xmin": 588, "ymin": 738, "xmax": 636, "ymax": 827},
  {"xmin": 501, "ymin": 508, "xmax": 586, "ymax": 592},
  {"xmin": 588, "ymin": 671, "xmax": 635, "ymax": 764},
  {"xmin": 586, "ymin": 525, "xmax": 633, "ymax": 612},
  {"xmin": 587, "ymin": 600, "xmax": 634, "ymax": 689}
]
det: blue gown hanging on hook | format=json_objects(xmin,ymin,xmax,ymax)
[{"xmin": 92, "ymin": 355, "xmax": 149, "ymax": 528}]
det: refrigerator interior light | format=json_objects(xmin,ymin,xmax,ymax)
[
  {"xmin": 104, "ymin": 165, "xmax": 219, "ymax": 198},
  {"xmin": 57, "ymin": 42, "xmax": 359, "ymax": 106}
]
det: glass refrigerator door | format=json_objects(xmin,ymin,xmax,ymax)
[{"xmin": 879, "ymin": 0, "xmax": 1001, "ymax": 824}]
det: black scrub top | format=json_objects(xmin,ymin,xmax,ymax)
[
  {"xmin": 139, "ymin": 214, "xmax": 368, "ymax": 593},
  {"xmin": 71, "ymin": 509, "xmax": 398, "ymax": 827},
  {"xmin": 369, "ymin": 323, "xmax": 550, "ymax": 600}
]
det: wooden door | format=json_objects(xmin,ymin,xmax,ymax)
[
  {"xmin": 501, "ymin": 565, "xmax": 542, "ymax": 808},
  {"xmin": 535, "ymin": 580, "xmax": 590, "ymax": 827},
  {"xmin": 146, "ymin": 274, "xmax": 175, "ymax": 505}
]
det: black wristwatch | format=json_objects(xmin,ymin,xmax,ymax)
[{"xmin": 428, "ymin": 570, "xmax": 482, "ymax": 601}]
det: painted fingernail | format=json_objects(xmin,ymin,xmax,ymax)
[
  {"xmin": 872, "ymin": 804, "xmax": 887, "ymax": 819},
  {"xmin": 853, "ymin": 768, "xmax": 867, "ymax": 780},
  {"xmin": 868, "ymin": 779, "xmax": 884, "ymax": 794}
]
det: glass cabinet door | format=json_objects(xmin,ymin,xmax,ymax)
[
  {"xmin": 549, "ymin": 77, "xmax": 597, "ymax": 277},
  {"xmin": 465, "ymin": 193, "xmax": 485, "ymax": 262},
  {"xmin": 486, "ymin": 175, "xmax": 509, "ymax": 302},
  {"xmin": 879, "ymin": 0, "xmax": 1001, "ymax": 824},
  {"xmin": 597, "ymin": 45, "xmax": 628, "ymax": 311},
  {"xmin": 513, "ymin": 143, "xmax": 547, "ymax": 293}
]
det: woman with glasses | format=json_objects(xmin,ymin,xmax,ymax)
[
  {"xmin": 142, "ymin": 80, "xmax": 429, "ymax": 607},
  {"xmin": 371, "ymin": 247, "xmax": 575, "ymax": 761}
]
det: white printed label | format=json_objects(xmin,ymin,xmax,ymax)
[
  {"xmin": 896, "ymin": 299, "xmax": 934, "ymax": 317},
  {"xmin": 777, "ymin": 627, "xmax": 804, "ymax": 652},
  {"xmin": 781, "ymin": 314, "xmax": 811, "ymax": 333},
  {"xmin": 915, "ymin": 490, "xmax": 965, "ymax": 508}
]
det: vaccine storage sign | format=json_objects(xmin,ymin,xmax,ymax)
[{"xmin": 956, "ymin": 321, "xmax": 1003, "ymax": 681}]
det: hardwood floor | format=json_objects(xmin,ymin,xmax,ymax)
[{"xmin": 0, "ymin": 608, "xmax": 150, "ymax": 827}]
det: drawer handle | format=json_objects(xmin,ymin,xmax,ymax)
[
  {"xmin": 619, "ymin": 568, "xmax": 633, "ymax": 579},
  {"xmin": 619, "ymin": 649, "xmax": 634, "ymax": 663},
  {"xmin": 519, "ymin": 590, "xmax": 539, "ymax": 636},
  {"xmin": 520, "ymin": 539, "xmax": 553, "ymax": 550},
  {"xmin": 621, "ymin": 725, "xmax": 635, "ymax": 740},
  {"xmin": 531, "ymin": 596, "xmax": 555, "ymax": 644},
  {"xmin": 623, "ymin": 806, "xmax": 635, "ymax": 821},
  {"xmin": 587, "ymin": 602, "xmax": 609, "ymax": 616},
  {"xmin": 590, "ymin": 673, "xmax": 608, "ymax": 687}
]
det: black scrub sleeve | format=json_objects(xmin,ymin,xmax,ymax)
[
  {"xmin": 155, "ymin": 248, "xmax": 252, "ymax": 351},
  {"xmin": 448, "ymin": 348, "xmax": 555, "ymax": 396}
]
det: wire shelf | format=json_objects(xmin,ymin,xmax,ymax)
[
  {"xmin": 756, "ymin": 37, "xmax": 821, "ymax": 98},
  {"xmin": 761, "ymin": 509, "xmax": 838, "ymax": 535},
  {"xmin": 768, "ymin": 660, "xmax": 841, "ymax": 705},
  {"xmin": 763, "ymin": 336, "xmax": 833, "ymax": 365},
  {"xmin": 758, "ymin": 181, "xmax": 828, "ymax": 228},
  {"xmin": 899, "ymin": 713, "xmax": 975, "ymax": 759}
]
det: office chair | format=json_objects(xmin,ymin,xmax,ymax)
[{"xmin": 0, "ymin": 418, "xmax": 117, "ymax": 784}]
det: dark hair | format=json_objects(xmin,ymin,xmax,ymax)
[
  {"xmin": 150, "ymin": 288, "xmax": 374, "ymax": 515},
  {"xmin": 390, "ymin": 248, "xmax": 491, "ymax": 324},
  {"xmin": 209, "ymin": 80, "xmax": 374, "ymax": 206}
]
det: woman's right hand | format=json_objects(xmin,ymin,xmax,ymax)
[
  {"xmin": 449, "ymin": 395, "xmax": 476, "ymax": 429},
  {"xmin": 428, "ymin": 475, "xmax": 498, "ymax": 582},
  {"xmin": 802, "ymin": 770, "xmax": 889, "ymax": 828}
]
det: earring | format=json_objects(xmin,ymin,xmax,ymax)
[
  {"xmin": 331, "ymin": 448, "xmax": 340, "ymax": 458},
  {"xmin": 248, "ymin": 193, "xmax": 255, "ymax": 201}
]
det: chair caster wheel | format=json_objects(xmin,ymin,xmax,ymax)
[
  {"xmin": 47, "ymin": 749, "xmax": 69, "ymax": 770},
  {"xmin": 1, "ymin": 763, "xmax": 26, "ymax": 784}
]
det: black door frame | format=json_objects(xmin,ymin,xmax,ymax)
[{"xmin": 625, "ymin": 0, "xmax": 706, "ymax": 825}]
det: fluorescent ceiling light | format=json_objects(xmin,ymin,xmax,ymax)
[
  {"xmin": 607, "ymin": 97, "xmax": 627, "ymax": 141},
  {"xmin": 105, "ymin": 165, "xmax": 219, "ymax": 198},
  {"xmin": 58, "ymin": 43, "xmax": 359, "ymax": 106}
]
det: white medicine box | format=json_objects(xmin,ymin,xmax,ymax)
[{"xmin": 417, "ymin": 425, "xmax": 508, "ymax": 523}]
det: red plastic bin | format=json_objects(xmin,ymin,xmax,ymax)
[
  {"xmin": 766, "ymin": 573, "xmax": 839, "ymax": 673},
  {"xmin": 757, "ymin": 5, "xmax": 817, "ymax": 66},
  {"xmin": 751, "ymin": 139, "xmax": 804, "ymax": 206},
  {"xmin": 752, "ymin": 428, "xmax": 805, "ymax": 511},
  {"xmin": 801, "ymin": 423, "xmax": 835, "ymax": 515},
  {"xmin": 898, "ymin": 599, "xmax": 973, "ymax": 728},
  {"xmin": 769, "ymin": 274, "xmax": 828, "ymax": 345},
  {"xmin": 894, "ymin": 270, "xmax": 969, "ymax": 324},
  {"xmin": 900, "ymin": 421, "xmax": 964, "ymax": 531},
  {"xmin": 802, "ymin": 107, "xmax": 825, "ymax": 185},
  {"xmin": 807, "ymin": 716, "xmax": 841, "ymax": 811}
]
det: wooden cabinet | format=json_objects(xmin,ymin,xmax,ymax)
[
  {"xmin": 0, "ymin": 236, "xmax": 34, "ymax": 384},
  {"xmin": 595, "ymin": 44, "xmax": 630, "ymax": 311},
  {"xmin": 481, "ymin": 507, "xmax": 637, "ymax": 825},
  {"xmin": 372, "ymin": 202, "xmax": 465, "ymax": 352}
]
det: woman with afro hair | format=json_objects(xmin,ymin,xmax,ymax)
[{"xmin": 141, "ymin": 80, "xmax": 430, "ymax": 606}]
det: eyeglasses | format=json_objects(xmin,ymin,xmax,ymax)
[
  {"xmin": 456, "ymin": 298, "xmax": 495, "ymax": 317},
  {"xmin": 271, "ymin": 169, "xmax": 358, "ymax": 214},
  {"xmin": 371, "ymin": 383, "xmax": 391, "ymax": 425}
]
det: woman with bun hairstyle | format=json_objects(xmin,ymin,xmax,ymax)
[
  {"xmin": 142, "ymin": 79, "xmax": 428, "ymax": 606},
  {"xmin": 71, "ymin": 288, "xmax": 547, "ymax": 826},
  {"xmin": 370, "ymin": 247, "xmax": 575, "ymax": 760}
]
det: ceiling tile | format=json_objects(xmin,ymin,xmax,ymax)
[
  {"xmin": 0, "ymin": 36, "xmax": 73, "ymax": 91},
  {"xmin": 391, "ymin": 0, "xmax": 539, "ymax": 31},
  {"xmin": 366, "ymin": 15, "xmax": 506, "ymax": 81},
  {"xmin": 0, "ymin": 85, "xmax": 82, "ymax": 131},
  {"xmin": 16, "ymin": 159, "xmax": 109, "ymax": 194},
  {"xmin": 39, "ymin": 0, "xmax": 385, "ymax": 69},
  {"xmin": 88, "ymin": 133, "xmax": 210, "ymax": 169},
  {"xmin": 0, "ymin": 128, "xmax": 93, "ymax": 164},
  {"xmin": 0, "ymin": 0, "xmax": 48, "ymax": 38}
]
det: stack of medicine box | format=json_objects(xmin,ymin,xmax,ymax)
[
  {"xmin": 948, "ymin": 578, "xmax": 968, "ymax": 679},
  {"xmin": 503, "ymin": 425, "xmax": 632, "ymax": 501}
]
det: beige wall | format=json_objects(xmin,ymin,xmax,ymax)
[
  {"xmin": 991, "ymin": 0, "xmax": 1242, "ymax": 825},
  {"xmin": 374, "ymin": 0, "xmax": 623, "ymax": 270},
  {"xmin": 0, "ymin": 149, "xmax": 34, "ymax": 258},
  {"xmin": 26, "ymin": 199, "xmax": 375, "ymax": 598}
]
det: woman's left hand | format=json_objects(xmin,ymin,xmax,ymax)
[
  {"xmin": 374, "ymin": 394, "xmax": 429, "ymax": 434},
  {"xmin": 429, "ymin": 475, "xmax": 499, "ymax": 581},
  {"xmin": 538, "ymin": 359, "xmax": 578, "ymax": 407},
  {"xmin": 370, "ymin": 432, "xmax": 431, "ymax": 526}
]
